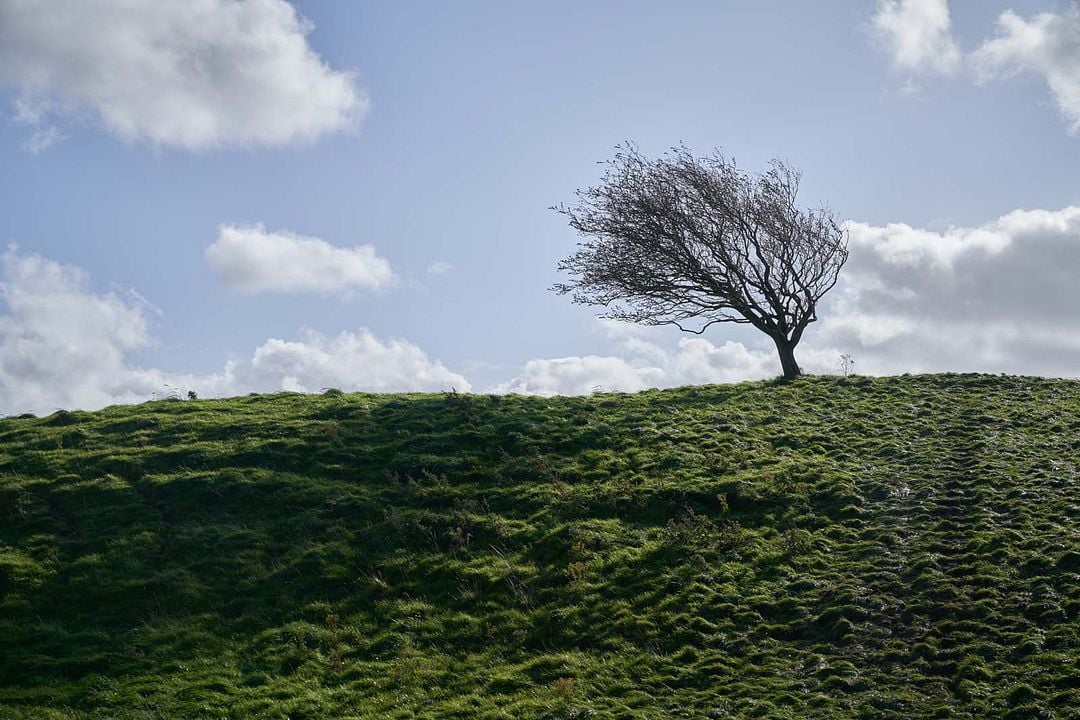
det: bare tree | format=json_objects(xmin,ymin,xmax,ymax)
[{"xmin": 553, "ymin": 144, "xmax": 848, "ymax": 380}]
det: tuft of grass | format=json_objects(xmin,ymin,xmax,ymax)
[{"xmin": 0, "ymin": 374, "xmax": 1077, "ymax": 718}]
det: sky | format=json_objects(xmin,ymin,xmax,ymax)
[{"xmin": 1, "ymin": 0, "xmax": 1079, "ymax": 415}]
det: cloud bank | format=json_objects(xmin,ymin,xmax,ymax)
[
  {"xmin": 194, "ymin": 330, "xmax": 471, "ymax": 398},
  {"xmin": 503, "ymin": 205, "xmax": 1080, "ymax": 393},
  {"xmin": 206, "ymin": 224, "xmax": 394, "ymax": 295},
  {"xmin": 0, "ymin": 0, "xmax": 364, "ymax": 150},
  {"xmin": 0, "ymin": 248, "xmax": 463, "ymax": 416},
  {"xmin": 494, "ymin": 340, "xmax": 781, "ymax": 396},
  {"xmin": 825, "ymin": 206, "xmax": 1080, "ymax": 375},
  {"xmin": 6, "ymin": 205, "xmax": 1080, "ymax": 415},
  {"xmin": 494, "ymin": 323, "xmax": 823, "ymax": 396}
]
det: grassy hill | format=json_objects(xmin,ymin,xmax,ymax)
[{"xmin": 0, "ymin": 375, "xmax": 1077, "ymax": 719}]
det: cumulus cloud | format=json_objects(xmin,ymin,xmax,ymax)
[
  {"xmin": 0, "ymin": 248, "xmax": 464, "ymax": 416},
  {"xmin": 819, "ymin": 206, "xmax": 1080, "ymax": 375},
  {"xmin": 0, "ymin": 247, "xmax": 164, "ymax": 414},
  {"xmin": 496, "ymin": 355, "xmax": 666, "ymax": 396},
  {"xmin": 206, "ymin": 224, "xmax": 394, "ymax": 295},
  {"xmin": 0, "ymin": 0, "xmax": 364, "ymax": 150},
  {"xmin": 971, "ymin": 7, "xmax": 1080, "ymax": 133},
  {"xmin": 872, "ymin": 0, "xmax": 961, "ymax": 76},
  {"xmin": 161, "ymin": 330, "xmax": 469, "ymax": 401},
  {"xmin": 495, "ymin": 323, "xmax": 788, "ymax": 396},
  {"xmin": 210, "ymin": 330, "xmax": 470, "ymax": 395}
]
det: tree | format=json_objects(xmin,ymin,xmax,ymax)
[{"xmin": 553, "ymin": 144, "xmax": 848, "ymax": 380}]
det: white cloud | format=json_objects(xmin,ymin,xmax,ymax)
[
  {"xmin": 0, "ymin": 248, "xmax": 464, "ymax": 416},
  {"xmin": 842, "ymin": 219, "xmax": 1010, "ymax": 270},
  {"xmin": 671, "ymin": 338, "xmax": 789, "ymax": 384},
  {"xmin": 496, "ymin": 355, "xmax": 666, "ymax": 395},
  {"xmin": 161, "ymin": 329, "xmax": 469, "ymax": 401},
  {"xmin": 426, "ymin": 261, "xmax": 454, "ymax": 275},
  {"xmin": 0, "ymin": 246, "xmax": 164, "ymax": 414},
  {"xmin": 0, "ymin": 0, "xmax": 364, "ymax": 150},
  {"xmin": 217, "ymin": 330, "xmax": 470, "ymax": 395},
  {"xmin": 206, "ymin": 224, "xmax": 394, "ymax": 295},
  {"xmin": 872, "ymin": 0, "xmax": 961, "ymax": 76},
  {"xmin": 818, "ymin": 206, "xmax": 1080, "ymax": 375},
  {"xmin": 971, "ymin": 8, "xmax": 1080, "ymax": 133},
  {"xmin": 869, "ymin": 2, "xmax": 1080, "ymax": 134},
  {"xmin": 495, "ymin": 327, "xmax": 784, "ymax": 396}
]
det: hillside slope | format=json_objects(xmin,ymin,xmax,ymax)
[{"xmin": 0, "ymin": 375, "xmax": 1077, "ymax": 719}]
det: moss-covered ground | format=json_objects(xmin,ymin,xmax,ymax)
[{"xmin": 0, "ymin": 374, "xmax": 1077, "ymax": 718}]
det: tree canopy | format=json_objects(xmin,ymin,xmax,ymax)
[{"xmin": 554, "ymin": 144, "xmax": 848, "ymax": 379}]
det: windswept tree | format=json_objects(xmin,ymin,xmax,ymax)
[{"xmin": 554, "ymin": 144, "xmax": 848, "ymax": 380}]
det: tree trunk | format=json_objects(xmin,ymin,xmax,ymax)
[{"xmin": 772, "ymin": 336, "xmax": 801, "ymax": 380}]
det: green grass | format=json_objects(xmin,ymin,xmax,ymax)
[{"xmin": 0, "ymin": 374, "xmax": 1077, "ymax": 719}]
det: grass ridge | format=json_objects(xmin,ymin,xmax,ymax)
[{"xmin": 0, "ymin": 374, "xmax": 1077, "ymax": 718}]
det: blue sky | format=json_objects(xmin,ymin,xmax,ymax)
[{"xmin": 1, "ymin": 0, "xmax": 1079, "ymax": 414}]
